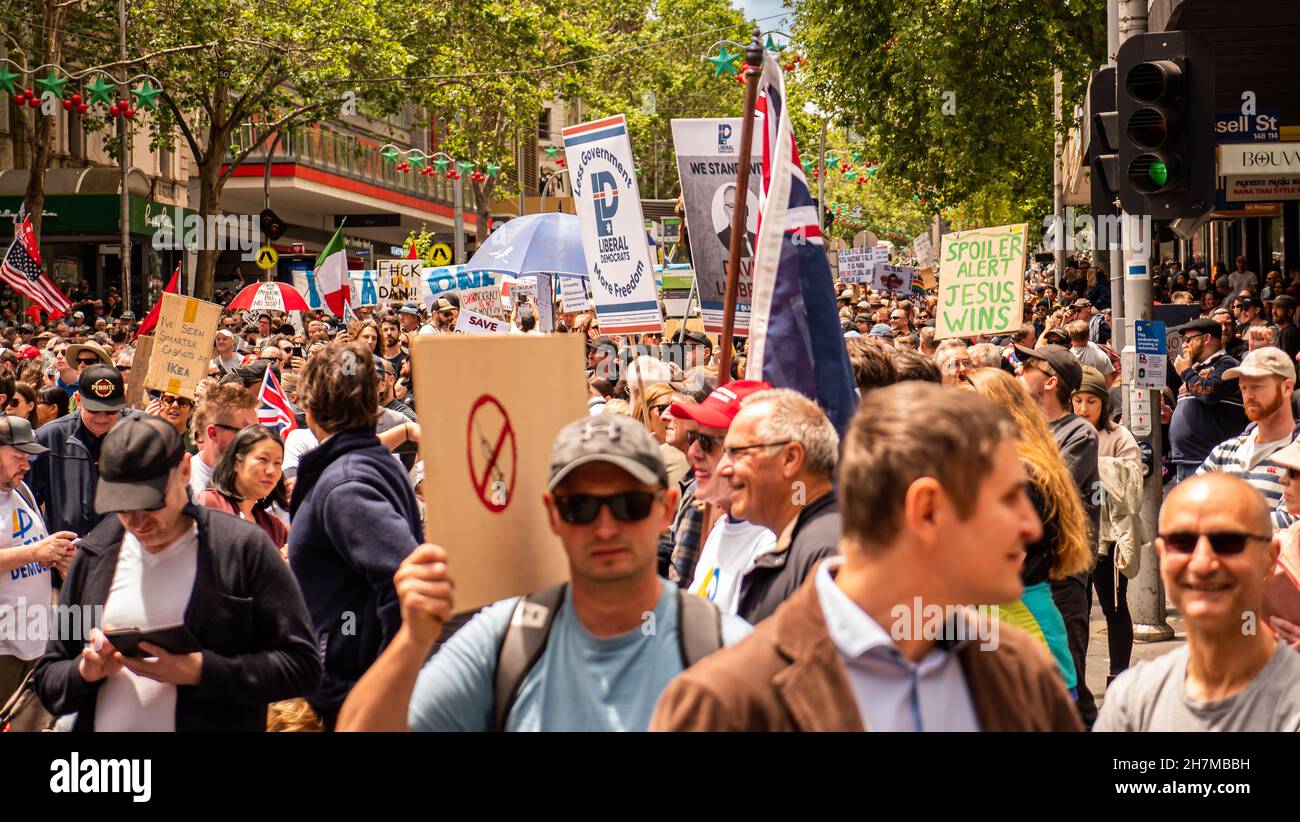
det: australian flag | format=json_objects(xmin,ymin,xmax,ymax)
[
  {"xmin": 256, "ymin": 366, "xmax": 298, "ymax": 436},
  {"xmin": 745, "ymin": 51, "xmax": 858, "ymax": 434},
  {"xmin": 1, "ymin": 211, "xmax": 71, "ymax": 320}
]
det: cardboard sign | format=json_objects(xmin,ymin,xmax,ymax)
[
  {"xmin": 913, "ymin": 232, "xmax": 937, "ymax": 270},
  {"xmin": 461, "ymin": 283, "xmax": 505, "ymax": 319},
  {"xmin": 412, "ymin": 334, "xmax": 587, "ymax": 611},
  {"xmin": 378, "ymin": 259, "xmax": 420, "ymax": 303},
  {"xmin": 935, "ymin": 223, "xmax": 1027, "ymax": 340},
  {"xmin": 124, "ymin": 335, "xmax": 154, "ymax": 410},
  {"xmin": 559, "ymin": 275, "xmax": 589, "ymax": 312},
  {"xmin": 455, "ymin": 308, "xmax": 509, "ymax": 335},
  {"xmin": 143, "ymin": 293, "xmax": 221, "ymax": 399},
  {"xmin": 563, "ymin": 114, "xmax": 663, "ymax": 334},
  {"xmin": 670, "ymin": 118, "xmax": 761, "ymax": 335}
]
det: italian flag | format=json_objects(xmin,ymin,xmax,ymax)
[{"xmin": 314, "ymin": 224, "xmax": 351, "ymax": 317}]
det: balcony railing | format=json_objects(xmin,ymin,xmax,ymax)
[{"xmin": 229, "ymin": 122, "xmax": 477, "ymax": 213}]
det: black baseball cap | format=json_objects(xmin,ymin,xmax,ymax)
[
  {"xmin": 1273, "ymin": 294, "xmax": 1296, "ymax": 309},
  {"xmin": 0, "ymin": 415, "xmax": 48, "ymax": 455},
  {"xmin": 77, "ymin": 364, "xmax": 125, "ymax": 412},
  {"xmin": 95, "ymin": 416, "xmax": 185, "ymax": 513},
  {"xmin": 1171, "ymin": 317, "xmax": 1222, "ymax": 336},
  {"xmin": 1014, "ymin": 344, "xmax": 1083, "ymax": 393}
]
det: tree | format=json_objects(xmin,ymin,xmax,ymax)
[
  {"xmin": 792, "ymin": 0, "xmax": 1105, "ymax": 227},
  {"xmin": 130, "ymin": 0, "xmax": 412, "ymax": 299}
]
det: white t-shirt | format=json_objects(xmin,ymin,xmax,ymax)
[
  {"xmin": 95, "ymin": 524, "xmax": 199, "ymax": 732},
  {"xmin": 0, "ymin": 487, "xmax": 52, "ymax": 660},
  {"xmin": 282, "ymin": 427, "xmax": 320, "ymax": 476},
  {"xmin": 688, "ymin": 515, "xmax": 777, "ymax": 615},
  {"xmin": 189, "ymin": 454, "xmax": 214, "ymax": 498}
]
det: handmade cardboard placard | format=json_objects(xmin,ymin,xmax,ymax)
[
  {"xmin": 412, "ymin": 334, "xmax": 587, "ymax": 611},
  {"xmin": 143, "ymin": 293, "xmax": 221, "ymax": 399},
  {"xmin": 124, "ymin": 335, "xmax": 154, "ymax": 410},
  {"xmin": 935, "ymin": 223, "xmax": 1027, "ymax": 340}
]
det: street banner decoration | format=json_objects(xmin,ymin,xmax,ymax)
[
  {"xmin": 124, "ymin": 335, "xmax": 154, "ymax": 410},
  {"xmin": 745, "ymin": 50, "xmax": 858, "ymax": 435},
  {"xmin": 143, "ymin": 293, "xmax": 221, "ymax": 399},
  {"xmin": 412, "ymin": 334, "xmax": 586, "ymax": 611},
  {"xmin": 670, "ymin": 117, "xmax": 762, "ymax": 335},
  {"xmin": 563, "ymin": 114, "xmax": 664, "ymax": 334},
  {"xmin": 873, "ymin": 264, "xmax": 915, "ymax": 296},
  {"xmin": 935, "ymin": 223, "xmax": 1027, "ymax": 340},
  {"xmin": 559, "ymin": 275, "xmax": 589, "ymax": 312},
  {"xmin": 454, "ymin": 308, "xmax": 509, "ymax": 335},
  {"xmin": 378, "ymin": 259, "xmax": 420, "ymax": 304}
]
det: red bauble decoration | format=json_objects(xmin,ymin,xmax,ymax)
[
  {"xmin": 109, "ymin": 104, "xmax": 119, "ymax": 116},
  {"xmin": 24, "ymin": 88, "xmax": 34, "ymax": 98},
  {"xmin": 118, "ymin": 99, "xmax": 129, "ymax": 109},
  {"xmin": 76, "ymin": 103, "xmax": 88, "ymax": 114},
  {"xmin": 445, "ymin": 170, "xmax": 453, "ymax": 179},
  {"xmin": 124, "ymin": 108, "xmax": 136, "ymax": 119},
  {"xmin": 27, "ymin": 96, "xmax": 39, "ymax": 109},
  {"xmin": 62, "ymin": 99, "xmax": 72, "ymax": 111},
  {"xmin": 70, "ymin": 93, "xmax": 81, "ymax": 105},
  {"xmin": 12, "ymin": 93, "xmax": 24, "ymax": 105}
]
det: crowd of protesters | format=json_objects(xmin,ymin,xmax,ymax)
[{"xmin": 0, "ymin": 250, "xmax": 1298, "ymax": 734}]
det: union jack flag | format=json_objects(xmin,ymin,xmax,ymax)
[
  {"xmin": 256, "ymin": 365, "xmax": 298, "ymax": 435},
  {"xmin": 744, "ymin": 51, "xmax": 858, "ymax": 433},
  {"xmin": 1, "ymin": 212, "xmax": 71, "ymax": 320}
]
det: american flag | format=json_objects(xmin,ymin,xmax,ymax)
[
  {"xmin": 256, "ymin": 366, "xmax": 298, "ymax": 435},
  {"xmin": 744, "ymin": 51, "xmax": 858, "ymax": 434},
  {"xmin": 1, "ymin": 213, "xmax": 71, "ymax": 320}
]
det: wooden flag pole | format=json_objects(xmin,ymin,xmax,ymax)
[{"xmin": 716, "ymin": 29, "xmax": 764, "ymax": 386}]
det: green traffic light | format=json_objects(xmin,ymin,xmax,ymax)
[{"xmin": 1148, "ymin": 160, "xmax": 1168, "ymax": 187}]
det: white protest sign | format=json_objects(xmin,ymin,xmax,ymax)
[
  {"xmin": 349, "ymin": 270, "xmax": 381, "ymax": 306},
  {"xmin": 935, "ymin": 223, "xmax": 1027, "ymax": 340},
  {"xmin": 563, "ymin": 114, "xmax": 663, "ymax": 334},
  {"xmin": 455, "ymin": 308, "xmax": 509, "ymax": 335},
  {"xmin": 378, "ymin": 259, "xmax": 420, "ymax": 304},
  {"xmin": 559, "ymin": 275, "xmax": 589, "ymax": 312},
  {"xmin": 418, "ymin": 265, "xmax": 502, "ymax": 310},
  {"xmin": 871, "ymin": 246, "xmax": 890, "ymax": 266},
  {"xmin": 913, "ymin": 232, "xmax": 936, "ymax": 269},
  {"xmin": 535, "ymin": 274, "xmax": 554, "ymax": 333},
  {"xmin": 873, "ymin": 264, "xmax": 914, "ymax": 295},
  {"xmin": 836, "ymin": 248, "xmax": 872, "ymax": 284},
  {"xmin": 461, "ymin": 283, "xmax": 505, "ymax": 319}
]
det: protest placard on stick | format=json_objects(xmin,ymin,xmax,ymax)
[
  {"xmin": 935, "ymin": 223, "xmax": 1027, "ymax": 340},
  {"xmin": 143, "ymin": 293, "xmax": 221, "ymax": 399}
]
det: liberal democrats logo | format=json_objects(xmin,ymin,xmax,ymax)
[
  {"xmin": 591, "ymin": 171, "xmax": 620, "ymax": 237},
  {"xmin": 717, "ymin": 123, "xmax": 735, "ymax": 154}
]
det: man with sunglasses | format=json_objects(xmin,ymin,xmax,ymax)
[
  {"xmin": 337, "ymin": 414, "xmax": 751, "ymax": 731},
  {"xmin": 1170, "ymin": 318, "xmax": 1247, "ymax": 485},
  {"xmin": 1096, "ymin": 473, "xmax": 1300, "ymax": 731},
  {"xmin": 190, "ymin": 383, "xmax": 259, "ymax": 497}
]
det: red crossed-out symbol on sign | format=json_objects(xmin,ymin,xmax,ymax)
[{"xmin": 466, "ymin": 394, "xmax": 517, "ymax": 513}]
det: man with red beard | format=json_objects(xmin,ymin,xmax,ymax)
[{"xmin": 1197, "ymin": 347, "xmax": 1299, "ymax": 529}]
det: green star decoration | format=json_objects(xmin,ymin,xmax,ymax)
[
  {"xmin": 764, "ymin": 35, "xmax": 786, "ymax": 54},
  {"xmin": 544, "ymin": 146, "xmax": 560, "ymax": 158},
  {"xmin": 0, "ymin": 64, "xmax": 20, "ymax": 95},
  {"xmin": 131, "ymin": 79, "xmax": 162, "ymax": 111},
  {"xmin": 408, "ymin": 153, "xmax": 426, "ymax": 170},
  {"xmin": 823, "ymin": 152, "xmax": 839, "ymax": 169},
  {"xmin": 845, "ymin": 170, "xmax": 858, "ymax": 182},
  {"xmin": 433, "ymin": 156, "xmax": 451, "ymax": 173},
  {"xmin": 36, "ymin": 70, "xmax": 68, "ymax": 100},
  {"xmin": 851, "ymin": 151, "xmax": 865, "ymax": 164},
  {"xmin": 457, "ymin": 161, "xmax": 473, "ymax": 174},
  {"xmin": 486, "ymin": 162, "xmax": 501, "ymax": 177},
  {"xmin": 708, "ymin": 46, "xmax": 740, "ymax": 78},
  {"xmin": 801, "ymin": 158, "xmax": 815, "ymax": 175},
  {"xmin": 381, "ymin": 147, "xmax": 400, "ymax": 165},
  {"xmin": 85, "ymin": 75, "xmax": 116, "ymax": 106}
]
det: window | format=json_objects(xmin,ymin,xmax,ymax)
[{"xmin": 538, "ymin": 108, "xmax": 551, "ymax": 142}]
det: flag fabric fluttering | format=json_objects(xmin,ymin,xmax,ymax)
[
  {"xmin": 256, "ymin": 366, "xmax": 298, "ymax": 435},
  {"xmin": 1, "ymin": 213, "xmax": 71, "ymax": 321},
  {"xmin": 134, "ymin": 261, "xmax": 181, "ymax": 340},
  {"xmin": 744, "ymin": 51, "xmax": 858, "ymax": 434},
  {"xmin": 313, "ymin": 224, "xmax": 351, "ymax": 317}
]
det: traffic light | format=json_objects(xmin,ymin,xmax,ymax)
[
  {"xmin": 259, "ymin": 208, "xmax": 287, "ymax": 241},
  {"xmin": 1116, "ymin": 31, "xmax": 1215, "ymax": 218},
  {"xmin": 1087, "ymin": 66, "xmax": 1119, "ymax": 218}
]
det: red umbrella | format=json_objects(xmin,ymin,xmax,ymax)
[{"xmin": 227, "ymin": 281, "xmax": 310, "ymax": 312}]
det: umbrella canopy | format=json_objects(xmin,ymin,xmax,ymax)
[
  {"xmin": 227, "ymin": 281, "xmax": 311, "ymax": 312},
  {"xmin": 465, "ymin": 212, "xmax": 588, "ymax": 279}
]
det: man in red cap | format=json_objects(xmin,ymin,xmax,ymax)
[
  {"xmin": 666, "ymin": 380, "xmax": 773, "ymax": 613},
  {"xmin": 660, "ymin": 379, "xmax": 769, "ymax": 590}
]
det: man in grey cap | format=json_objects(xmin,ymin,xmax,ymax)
[
  {"xmin": 431, "ymin": 296, "xmax": 460, "ymax": 334},
  {"xmin": 337, "ymin": 413, "xmax": 751, "ymax": 732},
  {"xmin": 1196, "ymin": 347, "xmax": 1299, "ymax": 529}
]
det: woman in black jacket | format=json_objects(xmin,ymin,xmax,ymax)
[{"xmin": 33, "ymin": 415, "xmax": 320, "ymax": 732}]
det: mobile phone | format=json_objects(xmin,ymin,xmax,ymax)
[{"xmin": 103, "ymin": 623, "xmax": 201, "ymax": 658}]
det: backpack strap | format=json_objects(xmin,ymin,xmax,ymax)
[
  {"xmin": 676, "ymin": 589, "xmax": 723, "ymax": 667},
  {"xmin": 14, "ymin": 481, "xmax": 37, "ymax": 517},
  {"xmin": 493, "ymin": 582, "xmax": 567, "ymax": 732}
]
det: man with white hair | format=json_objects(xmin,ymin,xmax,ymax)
[
  {"xmin": 212, "ymin": 329, "xmax": 243, "ymax": 377},
  {"xmin": 716, "ymin": 388, "xmax": 841, "ymax": 624}
]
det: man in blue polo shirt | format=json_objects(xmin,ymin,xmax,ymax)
[{"xmin": 1169, "ymin": 318, "xmax": 1247, "ymax": 484}]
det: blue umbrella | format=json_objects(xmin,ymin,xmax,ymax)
[{"xmin": 465, "ymin": 213, "xmax": 588, "ymax": 279}]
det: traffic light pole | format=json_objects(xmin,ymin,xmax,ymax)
[
  {"xmin": 1118, "ymin": 0, "xmax": 1174, "ymax": 643},
  {"xmin": 1107, "ymin": 0, "xmax": 1124, "ymax": 353}
]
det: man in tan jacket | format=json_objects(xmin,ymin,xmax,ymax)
[{"xmin": 651, "ymin": 382, "xmax": 1083, "ymax": 732}]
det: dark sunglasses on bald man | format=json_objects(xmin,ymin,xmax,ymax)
[{"xmin": 1158, "ymin": 531, "xmax": 1271, "ymax": 556}]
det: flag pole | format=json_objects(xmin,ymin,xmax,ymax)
[{"xmin": 716, "ymin": 29, "xmax": 764, "ymax": 385}]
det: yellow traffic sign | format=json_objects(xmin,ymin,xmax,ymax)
[
  {"xmin": 430, "ymin": 243, "xmax": 453, "ymax": 266},
  {"xmin": 256, "ymin": 246, "xmax": 279, "ymax": 270}
]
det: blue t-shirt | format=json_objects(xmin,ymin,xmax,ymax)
[{"xmin": 408, "ymin": 578, "xmax": 752, "ymax": 731}]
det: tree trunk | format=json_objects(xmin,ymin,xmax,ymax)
[
  {"xmin": 193, "ymin": 162, "xmax": 224, "ymax": 300},
  {"xmin": 23, "ymin": 0, "xmax": 65, "ymax": 246}
]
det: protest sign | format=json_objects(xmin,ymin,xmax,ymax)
[
  {"xmin": 291, "ymin": 267, "xmax": 323, "ymax": 311},
  {"xmin": 143, "ymin": 293, "xmax": 221, "ymax": 399},
  {"xmin": 461, "ymin": 283, "xmax": 505, "ymax": 319},
  {"xmin": 511, "ymin": 278, "xmax": 538, "ymax": 308},
  {"xmin": 559, "ymin": 275, "xmax": 589, "ymax": 312},
  {"xmin": 411, "ymin": 334, "xmax": 586, "ymax": 611},
  {"xmin": 378, "ymin": 259, "xmax": 420, "ymax": 303},
  {"xmin": 418, "ymin": 265, "xmax": 503, "ymax": 310},
  {"xmin": 350, "ymin": 270, "xmax": 381, "ymax": 306},
  {"xmin": 871, "ymin": 246, "xmax": 890, "ymax": 267},
  {"xmin": 935, "ymin": 223, "xmax": 1027, "ymax": 340},
  {"xmin": 913, "ymin": 232, "xmax": 937, "ymax": 270},
  {"xmin": 874, "ymin": 264, "xmax": 915, "ymax": 295},
  {"xmin": 534, "ymin": 274, "xmax": 555, "ymax": 333},
  {"xmin": 670, "ymin": 118, "xmax": 762, "ymax": 335},
  {"xmin": 564, "ymin": 114, "xmax": 663, "ymax": 334},
  {"xmin": 836, "ymin": 248, "xmax": 872, "ymax": 284},
  {"xmin": 124, "ymin": 335, "xmax": 154, "ymax": 410},
  {"xmin": 455, "ymin": 308, "xmax": 509, "ymax": 335}
]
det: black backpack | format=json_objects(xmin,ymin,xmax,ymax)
[{"xmin": 492, "ymin": 582, "xmax": 723, "ymax": 731}]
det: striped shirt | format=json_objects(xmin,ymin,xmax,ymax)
[{"xmin": 1196, "ymin": 422, "xmax": 1297, "ymax": 530}]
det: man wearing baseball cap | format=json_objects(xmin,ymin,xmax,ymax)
[
  {"xmin": 1272, "ymin": 294, "xmax": 1300, "ymax": 363},
  {"xmin": 337, "ymin": 413, "xmax": 751, "ymax": 732},
  {"xmin": 32, "ymin": 415, "xmax": 320, "ymax": 731},
  {"xmin": 1015, "ymin": 342, "xmax": 1100, "ymax": 726},
  {"xmin": 1196, "ymin": 347, "xmax": 1300, "ymax": 530},
  {"xmin": 1169, "ymin": 317, "xmax": 1248, "ymax": 484},
  {"xmin": 29, "ymin": 364, "xmax": 134, "ymax": 538}
]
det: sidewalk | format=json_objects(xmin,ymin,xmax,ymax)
[{"xmin": 1086, "ymin": 599, "xmax": 1185, "ymax": 711}]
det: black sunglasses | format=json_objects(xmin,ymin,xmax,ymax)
[
  {"xmin": 77, "ymin": 357, "xmax": 99, "ymax": 366},
  {"xmin": 1158, "ymin": 531, "xmax": 1271, "ymax": 556},
  {"xmin": 553, "ymin": 491, "xmax": 661, "ymax": 525},
  {"xmin": 686, "ymin": 429, "xmax": 722, "ymax": 454}
]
